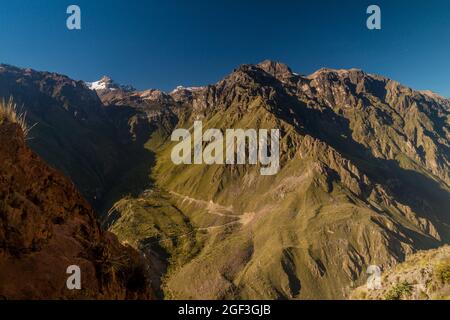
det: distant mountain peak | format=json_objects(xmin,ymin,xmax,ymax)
[
  {"xmin": 257, "ymin": 60, "xmax": 294, "ymax": 79},
  {"xmin": 85, "ymin": 76, "xmax": 135, "ymax": 92},
  {"xmin": 170, "ymin": 85, "xmax": 205, "ymax": 94}
]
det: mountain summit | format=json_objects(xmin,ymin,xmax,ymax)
[
  {"xmin": 86, "ymin": 76, "xmax": 136, "ymax": 92},
  {"xmin": 257, "ymin": 59, "xmax": 295, "ymax": 79}
]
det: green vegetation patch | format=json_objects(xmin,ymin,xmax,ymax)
[
  {"xmin": 435, "ymin": 261, "xmax": 450, "ymax": 284},
  {"xmin": 384, "ymin": 281, "xmax": 413, "ymax": 300}
]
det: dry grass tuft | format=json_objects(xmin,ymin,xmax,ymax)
[{"xmin": 0, "ymin": 97, "xmax": 34, "ymax": 137}]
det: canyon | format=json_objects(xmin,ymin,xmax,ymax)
[{"xmin": 0, "ymin": 60, "xmax": 448, "ymax": 299}]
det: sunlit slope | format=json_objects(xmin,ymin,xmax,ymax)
[{"xmin": 108, "ymin": 61, "xmax": 449, "ymax": 299}]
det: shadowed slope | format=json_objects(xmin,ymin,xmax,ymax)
[{"xmin": 0, "ymin": 120, "xmax": 155, "ymax": 299}]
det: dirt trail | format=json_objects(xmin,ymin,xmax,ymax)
[
  {"xmin": 121, "ymin": 191, "xmax": 256, "ymax": 246},
  {"xmin": 170, "ymin": 191, "xmax": 255, "ymax": 228}
]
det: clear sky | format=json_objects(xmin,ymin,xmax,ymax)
[{"xmin": 0, "ymin": 0, "xmax": 449, "ymax": 96}]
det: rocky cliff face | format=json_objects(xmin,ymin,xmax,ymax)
[{"xmin": 0, "ymin": 121, "xmax": 155, "ymax": 299}]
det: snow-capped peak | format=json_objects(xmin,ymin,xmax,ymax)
[
  {"xmin": 85, "ymin": 76, "xmax": 135, "ymax": 92},
  {"xmin": 170, "ymin": 85, "xmax": 205, "ymax": 94}
]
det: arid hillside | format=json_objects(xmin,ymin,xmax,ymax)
[{"xmin": 0, "ymin": 116, "xmax": 155, "ymax": 299}]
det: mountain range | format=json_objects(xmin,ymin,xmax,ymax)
[{"xmin": 0, "ymin": 60, "xmax": 448, "ymax": 299}]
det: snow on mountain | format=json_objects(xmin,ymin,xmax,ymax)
[
  {"xmin": 170, "ymin": 85, "xmax": 205, "ymax": 94},
  {"xmin": 85, "ymin": 76, "xmax": 135, "ymax": 92}
]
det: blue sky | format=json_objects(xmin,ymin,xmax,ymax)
[{"xmin": 0, "ymin": 0, "xmax": 449, "ymax": 96}]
